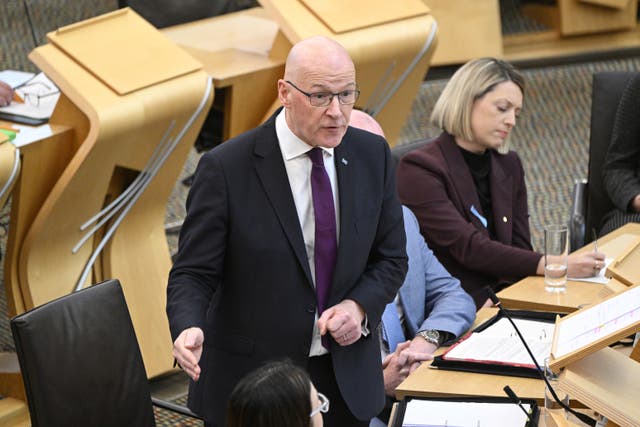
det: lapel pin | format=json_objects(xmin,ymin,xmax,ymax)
[{"xmin": 341, "ymin": 158, "xmax": 348, "ymax": 165}]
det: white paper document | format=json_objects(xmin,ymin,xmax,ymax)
[
  {"xmin": 567, "ymin": 257, "xmax": 613, "ymax": 284},
  {"xmin": 443, "ymin": 318, "xmax": 553, "ymax": 367},
  {"xmin": 553, "ymin": 285, "xmax": 640, "ymax": 358},
  {"xmin": 0, "ymin": 70, "xmax": 35, "ymax": 88},
  {"xmin": 401, "ymin": 400, "xmax": 531, "ymax": 427}
]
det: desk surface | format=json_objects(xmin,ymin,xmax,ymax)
[
  {"xmin": 497, "ymin": 223, "xmax": 640, "ymax": 313},
  {"xmin": 161, "ymin": 7, "xmax": 283, "ymax": 86}
]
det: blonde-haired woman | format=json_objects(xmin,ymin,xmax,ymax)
[{"xmin": 397, "ymin": 58, "xmax": 604, "ymax": 308}]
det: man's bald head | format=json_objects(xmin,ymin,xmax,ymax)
[
  {"xmin": 284, "ymin": 36, "xmax": 354, "ymax": 83},
  {"xmin": 349, "ymin": 109, "xmax": 385, "ymax": 138}
]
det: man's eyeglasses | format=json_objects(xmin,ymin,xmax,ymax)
[
  {"xmin": 286, "ymin": 81, "xmax": 359, "ymax": 107},
  {"xmin": 309, "ymin": 392, "xmax": 330, "ymax": 418}
]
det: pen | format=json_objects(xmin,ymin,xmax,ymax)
[
  {"xmin": 0, "ymin": 125, "xmax": 20, "ymax": 133},
  {"xmin": 592, "ymin": 228, "xmax": 598, "ymax": 253},
  {"xmin": 12, "ymin": 91, "xmax": 24, "ymax": 104}
]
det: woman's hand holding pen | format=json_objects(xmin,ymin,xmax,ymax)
[{"xmin": 566, "ymin": 251, "xmax": 606, "ymax": 277}]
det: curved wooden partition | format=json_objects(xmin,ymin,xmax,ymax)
[
  {"xmin": 5, "ymin": 9, "xmax": 213, "ymax": 377},
  {"xmin": 259, "ymin": 0, "xmax": 438, "ymax": 146}
]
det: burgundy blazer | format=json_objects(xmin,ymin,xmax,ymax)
[{"xmin": 397, "ymin": 132, "xmax": 540, "ymax": 307}]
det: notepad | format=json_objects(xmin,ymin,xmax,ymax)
[
  {"xmin": 0, "ymin": 70, "xmax": 36, "ymax": 89},
  {"xmin": 392, "ymin": 397, "xmax": 538, "ymax": 427},
  {"xmin": 0, "ymin": 72, "xmax": 60, "ymax": 125}
]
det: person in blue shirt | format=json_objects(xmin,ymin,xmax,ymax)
[{"xmin": 349, "ymin": 110, "xmax": 476, "ymax": 427}]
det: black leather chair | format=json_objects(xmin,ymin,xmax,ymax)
[
  {"xmin": 10, "ymin": 279, "xmax": 200, "ymax": 427},
  {"xmin": 569, "ymin": 71, "xmax": 638, "ymax": 251},
  {"xmin": 390, "ymin": 137, "xmax": 434, "ymax": 165}
]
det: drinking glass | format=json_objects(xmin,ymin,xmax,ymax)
[
  {"xmin": 544, "ymin": 224, "xmax": 568, "ymax": 292},
  {"xmin": 544, "ymin": 357, "xmax": 569, "ymax": 422}
]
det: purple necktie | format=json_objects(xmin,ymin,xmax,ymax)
[{"xmin": 307, "ymin": 147, "xmax": 337, "ymax": 339}]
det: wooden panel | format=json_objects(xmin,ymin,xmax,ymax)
[
  {"xmin": 161, "ymin": 8, "xmax": 283, "ymax": 86},
  {"xmin": 162, "ymin": 7, "xmax": 287, "ymax": 140},
  {"xmin": 580, "ymin": 0, "xmax": 630, "ymax": 10},
  {"xmin": 523, "ymin": 0, "xmax": 637, "ymax": 36},
  {"xmin": 47, "ymin": 8, "xmax": 201, "ymax": 95},
  {"xmin": 503, "ymin": 24, "xmax": 640, "ymax": 63},
  {"xmin": 424, "ymin": 0, "xmax": 503, "ymax": 66},
  {"xmin": 300, "ymin": 0, "xmax": 429, "ymax": 34},
  {"xmin": 559, "ymin": 348, "xmax": 640, "ymax": 427}
]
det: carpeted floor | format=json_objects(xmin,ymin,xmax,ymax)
[{"xmin": 2, "ymin": 1, "xmax": 640, "ymax": 425}]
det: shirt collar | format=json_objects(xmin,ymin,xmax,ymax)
[{"xmin": 276, "ymin": 109, "xmax": 335, "ymax": 161}]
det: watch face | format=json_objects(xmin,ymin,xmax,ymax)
[
  {"xmin": 420, "ymin": 329, "xmax": 439, "ymax": 344},
  {"xmin": 425, "ymin": 330, "xmax": 439, "ymax": 339}
]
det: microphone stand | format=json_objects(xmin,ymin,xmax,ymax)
[{"xmin": 486, "ymin": 287, "xmax": 597, "ymax": 427}]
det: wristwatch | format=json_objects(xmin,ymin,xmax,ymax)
[{"xmin": 416, "ymin": 329, "xmax": 440, "ymax": 346}]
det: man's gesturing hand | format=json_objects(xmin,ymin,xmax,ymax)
[
  {"xmin": 317, "ymin": 299, "xmax": 365, "ymax": 346},
  {"xmin": 173, "ymin": 327, "xmax": 204, "ymax": 381}
]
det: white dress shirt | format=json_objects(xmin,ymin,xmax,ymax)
[{"xmin": 275, "ymin": 109, "xmax": 340, "ymax": 356}]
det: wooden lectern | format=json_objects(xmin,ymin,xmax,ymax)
[
  {"xmin": 163, "ymin": 1, "xmax": 437, "ymax": 147},
  {"xmin": 259, "ymin": 0, "xmax": 437, "ymax": 146},
  {"xmin": 549, "ymin": 285, "xmax": 640, "ymax": 427},
  {"xmin": 3, "ymin": 8, "xmax": 213, "ymax": 379}
]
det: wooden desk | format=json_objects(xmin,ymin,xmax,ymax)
[
  {"xmin": 523, "ymin": 0, "xmax": 637, "ymax": 37},
  {"xmin": 162, "ymin": 7, "xmax": 286, "ymax": 141},
  {"xmin": 497, "ymin": 223, "xmax": 640, "ymax": 313},
  {"xmin": 2, "ymin": 9, "xmax": 213, "ymax": 379},
  {"xmin": 395, "ymin": 308, "xmax": 547, "ymax": 404}
]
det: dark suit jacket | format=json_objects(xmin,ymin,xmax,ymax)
[
  {"xmin": 167, "ymin": 110, "xmax": 407, "ymax": 425},
  {"xmin": 397, "ymin": 132, "xmax": 540, "ymax": 307}
]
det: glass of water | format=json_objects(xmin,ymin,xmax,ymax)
[{"xmin": 544, "ymin": 224, "xmax": 568, "ymax": 292}]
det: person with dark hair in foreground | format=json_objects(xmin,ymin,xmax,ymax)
[{"xmin": 226, "ymin": 360, "xmax": 327, "ymax": 427}]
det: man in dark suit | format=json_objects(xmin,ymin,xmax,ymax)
[{"xmin": 167, "ymin": 36, "xmax": 407, "ymax": 427}]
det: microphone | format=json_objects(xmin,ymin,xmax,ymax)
[
  {"xmin": 503, "ymin": 385, "xmax": 533, "ymax": 423},
  {"xmin": 22, "ymin": 0, "xmax": 39, "ymax": 48},
  {"xmin": 486, "ymin": 287, "xmax": 596, "ymax": 427}
]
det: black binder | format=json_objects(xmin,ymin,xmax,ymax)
[{"xmin": 430, "ymin": 309, "xmax": 561, "ymax": 379}]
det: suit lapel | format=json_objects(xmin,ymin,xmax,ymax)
[
  {"xmin": 490, "ymin": 153, "xmax": 513, "ymax": 244},
  {"xmin": 440, "ymin": 136, "xmax": 488, "ymax": 233},
  {"xmin": 253, "ymin": 122, "xmax": 313, "ymax": 285},
  {"xmin": 332, "ymin": 140, "xmax": 355, "ymax": 295}
]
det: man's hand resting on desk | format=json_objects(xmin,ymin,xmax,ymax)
[
  {"xmin": 382, "ymin": 339, "xmax": 435, "ymax": 396},
  {"xmin": 0, "ymin": 81, "xmax": 13, "ymax": 107},
  {"xmin": 173, "ymin": 327, "xmax": 204, "ymax": 381}
]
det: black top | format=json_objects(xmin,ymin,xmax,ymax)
[{"xmin": 459, "ymin": 146, "xmax": 495, "ymax": 238}]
